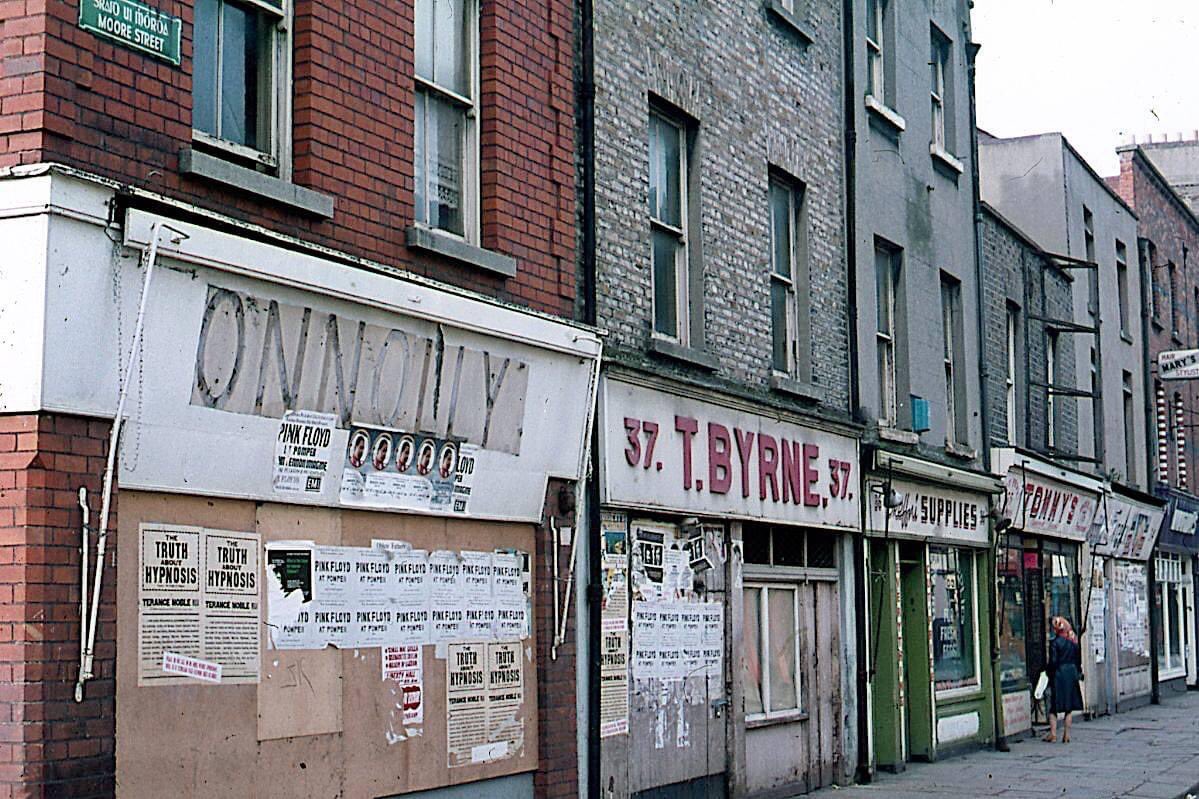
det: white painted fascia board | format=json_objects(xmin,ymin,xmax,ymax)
[
  {"xmin": 0, "ymin": 213, "xmax": 50, "ymax": 414},
  {"xmin": 123, "ymin": 208, "xmax": 602, "ymax": 361},
  {"xmin": 990, "ymin": 447, "xmax": 1105, "ymax": 494}
]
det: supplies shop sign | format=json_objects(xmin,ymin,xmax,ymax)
[
  {"xmin": 600, "ymin": 378, "xmax": 859, "ymax": 528},
  {"xmin": 866, "ymin": 476, "xmax": 989, "ymax": 546}
]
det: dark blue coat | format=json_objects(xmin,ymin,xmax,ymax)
[{"xmin": 1047, "ymin": 634, "xmax": 1084, "ymax": 714}]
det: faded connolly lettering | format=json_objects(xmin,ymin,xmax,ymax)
[{"xmin": 191, "ymin": 286, "xmax": 529, "ymax": 454}]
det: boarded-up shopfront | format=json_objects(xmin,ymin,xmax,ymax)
[
  {"xmin": 992, "ymin": 449, "xmax": 1102, "ymax": 737},
  {"xmin": 595, "ymin": 373, "xmax": 861, "ymax": 798},
  {"xmin": 865, "ymin": 452, "xmax": 1001, "ymax": 768},
  {"xmin": 4, "ymin": 175, "xmax": 602, "ymax": 798},
  {"xmin": 1088, "ymin": 488, "xmax": 1165, "ymax": 713}
]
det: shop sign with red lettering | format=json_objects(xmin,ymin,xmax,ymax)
[
  {"xmin": 598, "ymin": 377, "xmax": 859, "ymax": 530},
  {"xmin": 865, "ymin": 477, "xmax": 989, "ymax": 546},
  {"xmin": 1001, "ymin": 470, "xmax": 1098, "ymax": 542}
]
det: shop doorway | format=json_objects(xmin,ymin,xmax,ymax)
[{"xmin": 898, "ymin": 542, "xmax": 933, "ymax": 761}]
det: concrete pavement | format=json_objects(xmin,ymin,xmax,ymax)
[{"xmin": 805, "ymin": 691, "xmax": 1199, "ymax": 799}]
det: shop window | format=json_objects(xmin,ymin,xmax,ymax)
[
  {"xmin": 1155, "ymin": 554, "xmax": 1189, "ymax": 678},
  {"xmin": 743, "ymin": 583, "xmax": 801, "ymax": 719},
  {"xmin": 929, "ymin": 546, "xmax": 978, "ymax": 692},
  {"xmin": 1045, "ymin": 542, "xmax": 1079, "ymax": 633},
  {"xmin": 997, "ymin": 535, "xmax": 1027, "ymax": 692},
  {"xmin": 193, "ymin": 0, "xmax": 287, "ymax": 167}
]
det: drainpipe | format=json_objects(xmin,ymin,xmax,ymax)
[
  {"xmin": 964, "ymin": 37, "xmax": 1006, "ymax": 751},
  {"xmin": 578, "ymin": 0, "xmax": 601, "ymax": 791},
  {"xmin": 1140, "ymin": 237, "xmax": 1161, "ymax": 705},
  {"xmin": 841, "ymin": 0, "xmax": 871, "ymax": 783}
]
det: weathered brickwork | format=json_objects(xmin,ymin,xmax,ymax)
[
  {"xmin": 0, "ymin": 414, "xmax": 116, "ymax": 799},
  {"xmin": 980, "ymin": 205, "xmax": 1079, "ymax": 455},
  {"xmin": 1112, "ymin": 147, "xmax": 1199, "ymax": 490},
  {"xmin": 587, "ymin": 0, "xmax": 851, "ymax": 415},
  {"xmin": 0, "ymin": 0, "xmax": 575, "ymax": 317}
]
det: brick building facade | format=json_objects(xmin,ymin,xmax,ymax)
[{"xmin": 0, "ymin": 1, "xmax": 596, "ymax": 797}]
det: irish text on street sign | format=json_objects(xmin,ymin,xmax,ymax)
[
  {"xmin": 79, "ymin": 0, "xmax": 182, "ymax": 66},
  {"xmin": 1159, "ymin": 349, "xmax": 1199, "ymax": 381}
]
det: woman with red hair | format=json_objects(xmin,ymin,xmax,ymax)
[{"xmin": 1043, "ymin": 616, "xmax": 1083, "ymax": 743}]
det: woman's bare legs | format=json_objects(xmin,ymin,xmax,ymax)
[
  {"xmin": 1063, "ymin": 712, "xmax": 1072, "ymax": 743},
  {"xmin": 1044, "ymin": 712, "xmax": 1058, "ymax": 742}
]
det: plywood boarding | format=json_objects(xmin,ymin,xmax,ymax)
[{"xmin": 116, "ymin": 491, "xmax": 538, "ymax": 798}]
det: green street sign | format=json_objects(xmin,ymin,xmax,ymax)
[{"xmin": 79, "ymin": 0, "xmax": 182, "ymax": 66}]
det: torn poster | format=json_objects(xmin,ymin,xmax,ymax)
[
  {"xmin": 599, "ymin": 616, "xmax": 629, "ymax": 737},
  {"xmin": 340, "ymin": 424, "xmax": 477, "ymax": 515},
  {"xmin": 632, "ymin": 600, "xmax": 723, "ymax": 681},
  {"xmin": 383, "ymin": 645, "xmax": 424, "ymax": 725},
  {"xmin": 492, "ymin": 552, "xmax": 528, "ymax": 639},
  {"xmin": 139, "ymin": 524, "xmax": 260, "ymax": 685},
  {"xmin": 272, "ymin": 410, "xmax": 336, "ymax": 495}
]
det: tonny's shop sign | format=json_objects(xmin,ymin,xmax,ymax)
[
  {"xmin": 599, "ymin": 376, "xmax": 859, "ymax": 529},
  {"xmin": 1001, "ymin": 470, "xmax": 1098, "ymax": 542},
  {"xmin": 79, "ymin": 0, "xmax": 182, "ymax": 65}
]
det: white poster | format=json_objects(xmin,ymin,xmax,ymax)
[
  {"xmin": 139, "ymin": 524, "xmax": 260, "ymax": 685},
  {"xmin": 272, "ymin": 410, "xmax": 336, "ymax": 495}
]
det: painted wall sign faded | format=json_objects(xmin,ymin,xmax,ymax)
[
  {"xmin": 192, "ymin": 285, "xmax": 529, "ymax": 454},
  {"xmin": 600, "ymin": 376, "xmax": 859, "ymax": 528}
]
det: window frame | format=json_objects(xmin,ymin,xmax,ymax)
[
  {"xmin": 1047, "ymin": 331, "xmax": 1058, "ymax": 450},
  {"xmin": 929, "ymin": 27, "xmax": 952, "ymax": 154},
  {"xmin": 191, "ymin": 0, "xmax": 289, "ymax": 171},
  {"xmin": 1123, "ymin": 370, "xmax": 1137, "ymax": 483},
  {"xmin": 1083, "ymin": 206, "xmax": 1097, "ymax": 316},
  {"xmin": 1117, "ymin": 240, "xmax": 1131, "ymax": 336},
  {"xmin": 940, "ymin": 275, "xmax": 966, "ymax": 446},
  {"xmin": 649, "ymin": 107, "xmax": 693, "ymax": 347},
  {"xmin": 876, "ymin": 245, "xmax": 900, "ymax": 427},
  {"xmin": 768, "ymin": 170, "xmax": 811, "ymax": 382},
  {"xmin": 412, "ymin": 0, "xmax": 481, "ymax": 243},
  {"xmin": 743, "ymin": 580, "xmax": 804, "ymax": 723},
  {"xmin": 930, "ymin": 545, "xmax": 982, "ymax": 699},
  {"xmin": 865, "ymin": 0, "xmax": 886, "ymax": 102},
  {"xmin": 1006, "ymin": 304, "xmax": 1020, "ymax": 444}
]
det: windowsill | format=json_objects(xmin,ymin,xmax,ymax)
[
  {"xmin": 649, "ymin": 337, "xmax": 719, "ymax": 372},
  {"xmin": 1151, "ymin": 316, "xmax": 1165, "ymax": 331},
  {"xmin": 935, "ymin": 683, "xmax": 983, "ymax": 703},
  {"xmin": 944, "ymin": 441, "xmax": 977, "ymax": 460},
  {"xmin": 405, "ymin": 225, "xmax": 518, "ymax": 278},
  {"xmin": 930, "ymin": 144, "xmax": 965, "ymax": 176},
  {"xmin": 746, "ymin": 710, "xmax": 808, "ymax": 729},
  {"xmin": 179, "ymin": 148, "xmax": 334, "ymax": 218},
  {"xmin": 1120, "ymin": 331, "xmax": 1134, "ymax": 345},
  {"xmin": 765, "ymin": 0, "xmax": 814, "ymax": 43},
  {"xmin": 1173, "ymin": 332, "xmax": 1185, "ymax": 347},
  {"xmin": 1160, "ymin": 667, "xmax": 1187, "ymax": 682},
  {"xmin": 878, "ymin": 425, "xmax": 919, "ymax": 445},
  {"xmin": 865, "ymin": 95, "xmax": 906, "ymax": 136},
  {"xmin": 770, "ymin": 373, "xmax": 822, "ymax": 403}
]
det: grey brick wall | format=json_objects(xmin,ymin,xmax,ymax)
[
  {"xmin": 980, "ymin": 206, "xmax": 1080, "ymax": 456},
  {"xmin": 584, "ymin": 0, "xmax": 850, "ymax": 417}
]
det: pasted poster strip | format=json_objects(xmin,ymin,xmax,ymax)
[
  {"xmin": 266, "ymin": 542, "xmax": 530, "ymax": 650},
  {"xmin": 383, "ymin": 645, "xmax": 424, "ymax": 726},
  {"xmin": 139, "ymin": 524, "xmax": 260, "ymax": 685},
  {"xmin": 599, "ymin": 616, "xmax": 629, "ymax": 737},
  {"xmin": 340, "ymin": 425, "xmax": 477, "ymax": 514}
]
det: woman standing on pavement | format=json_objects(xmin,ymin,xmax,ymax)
[{"xmin": 1044, "ymin": 616, "xmax": 1084, "ymax": 743}]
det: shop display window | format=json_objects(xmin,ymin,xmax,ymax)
[
  {"xmin": 997, "ymin": 536, "xmax": 1027, "ymax": 691},
  {"xmin": 743, "ymin": 583, "xmax": 801, "ymax": 719},
  {"xmin": 930, "ymin": 545, "xmax": 978, "ymax": 692},
  {"xmin": 1154, "ymin": 554, "xmax": 1189, "ymax": 679}
]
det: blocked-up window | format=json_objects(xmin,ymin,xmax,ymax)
[
  {"xmin": 414, "ymin": 0, "xmax": 477, "ymax": 239},
  {"xmin": 193, "ymin": 0, "xmax": 286, "ymax": 166},
  {"xmin": 743, "ymin": 584, "xmax": 800, "ymax": 719}
]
